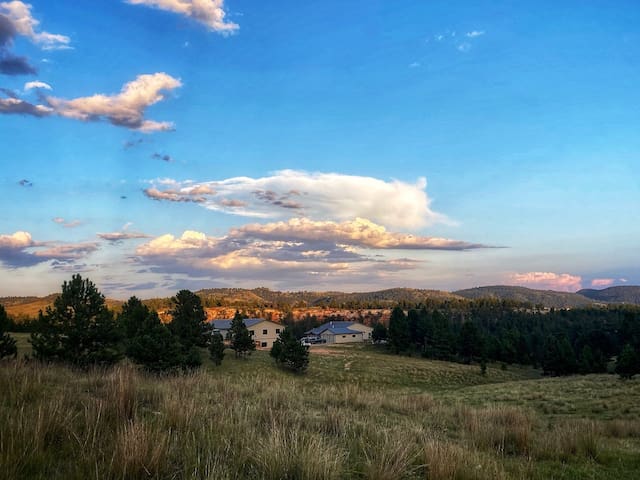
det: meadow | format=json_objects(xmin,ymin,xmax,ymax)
[{"xmin": 1, "ymin": 334, "xmax": 639, "ymax": 479}]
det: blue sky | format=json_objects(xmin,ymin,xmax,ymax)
[{"xmin": 1, "ymin": 0, "xmax": 638, "ymax": 298}]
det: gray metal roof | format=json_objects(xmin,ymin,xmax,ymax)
[
  {"xmin": 306, "ymin": 321, "xmax": 360, "ymax": 335},
  {"xmin": 210, "ymin": 318, "xmax": 265, "ymax": 330}
]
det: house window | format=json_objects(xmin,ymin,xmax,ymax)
[
  {"xmin": 352, "ymin": 335, "xmax": 356, "ymax": 337},
  {"xmin": 276, "ymin": 328, "xmax": 280, "ymax": 334},
  {"xmin": 342, "ymin": 335, "xmax": 346, "ymax": 338},
  {"xmin": 249, "ymin": 330, "xmax": 254, "ymax": 336},
  {"xmin": 262, "ymin": 329, "xmax": 268, "ymax": 335},
  {"xmin": 261, "ymin": 342, "xmax": 267, "ymax": 348}
]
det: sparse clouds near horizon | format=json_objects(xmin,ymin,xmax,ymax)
[
  {"xmin": 508, "ymin": 271, "xmax": 583, "ymax": 292},
  {"xmin": 144, "ymin": 171, "xmax": 446, "ymax": 229},
  {"xmin": 126, "ymin": 0, "xmax": 238, "ymax": 34},
  {"xmin": 591, "ymin": 278, "xmax": 614, "ymax": 287}
]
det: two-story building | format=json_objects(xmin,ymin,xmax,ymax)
[
  {"xmin": 210, "ymin": 318, "xmax": 283, "ymax": 349},
  {"xmin": 305, "ymin": 321, "xmax": 373, "ymax": 344}
]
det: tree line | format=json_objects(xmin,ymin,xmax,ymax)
[
  {"xmin": 1, "ymin": 274, "xmax": 307, "ymax": 374},
  {"xmin": 376, "ymin": 301, "xmax": 640, "ymax": 379}
]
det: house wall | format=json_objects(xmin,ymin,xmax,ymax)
[
  {"xmin": 321, "ymin": 331, "xmax": 363, "ymax": 344},
  {"xmin": 247, "ymin": 320, "xmax": 283, "ymax": 349},
  {"xmin": 347, "ymin": 323, "xmax": 373, "ymax": 340}
]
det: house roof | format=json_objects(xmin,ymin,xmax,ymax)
[
  {"xmin": 322, "ymin": 327, "xmax": 362, "ymax": 335},
  {"xmin": 210, "ymin": 318, "xmax": 265, "ymax": 330},
  {"xmin": 306, "ymin": 321, "xmax": 362, "ymax": 335}
]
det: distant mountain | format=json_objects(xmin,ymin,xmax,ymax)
[
  {"xmin": 578, "ymin": 286, "xmax": 640, "ymax": 305},
  {"xmin": 454, "ymin": 286, "xmax": 594, "ymax": 309},
  {"xmin": 1, "ymin": 295, "xmax": 123, "ymax": 320}
]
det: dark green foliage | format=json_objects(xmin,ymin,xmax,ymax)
[
  {"xmin": 428, "ymin": 310, "xmax": 454, "ymax": 360},
  {"xmin": 30, "ymin": 274, "xmax": 121, "ymax": 367},
  {"xmin": 270, "ymin": 327, "xmax": 309, "ymax": 373},
  {"xmin": 169, "ymin": 290, "xmax": 209, "ymax": 349},
  {"xmin": 458, "ymin": 320, "xmax": 482, "ymax": 364},
  {"xmin": 118, "ymin": 297, "xmax": 184, "ymax": 373},
  {"xmin": 371, "ymin": 322, "xmax": 387, "ymax": 343},
  {"xmin": 542, "ymin": 334, "xmax": 577, "ymax": 376},
  {"xmin": 616, "ymin": 344, "xmax": 639, "ymax": 379},
  {"xmin": 209, "ymin": 332, "xmax": 225, "ymax": 366},
  {"xmin": 229, "ymin": 311, "xmax": 255, "ymax": 358},
  {"xmin": 388, "ymin": 306, "xmax": 409, "ymax": 354},
  {"xmin": 0, "ymin": 304, "xmax": 17, "ymax": 359}
]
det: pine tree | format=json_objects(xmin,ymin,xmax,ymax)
[
  {"xmin": 169, "ymin": 290, "xmax": 209, "ymax": 349},
  {"xmin": 371, "ymin": 322, "xmax": 388, "ymax": 343},
  {"xmin": 118, "ymin": 296, "xmax": 184, "ymax": 372},
  {"xmin": 0, "ymin": 304, "xmax": 17, "ymax": 359},
  {"xmin": 270, "ymin": 327, "xmax": 309, "ymax": 373},
  {"xmin": 31, "ymin": 274, "xmax": 121, "ymax": 367},
  {"xmin": 459, "ymin": 320, "xmax": 482, "ymax": 364},
  {"xmin": 388, "ymin": 306, "xmax": 409, "ymax": 354},
  {"xmin": 229, "ymin": 311, "xmax": 255, "ymax": 358},
  {"xmin": 209, "ymin": 331, "xmax": 225, "ymax": 366},
  {"xmin": 616, "ymin": 344, "xmax": 638, "ymax": 379}
]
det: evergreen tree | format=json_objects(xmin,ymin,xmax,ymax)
[
  {"xmin": 31, "ymin": 274, "xmax": 121, "ymax": 367},
  {"xmin": 169, "ymin": 290, "xmax": 209, "ymax": 349},
  {"xmin": 429, "ymin": 310, "xmax": 454, "ymax": 360},
  {"xmin": 616, "ymin": 344, "xmax": 638, "ymax": 379},
  {"xmin": 270, "ymin": 327, "xmax": 309, "ymax": 373},
  {"xmin": 118, "ymin": 297, "xmax": 184, "ymax": 372},
  {"xmin": 388, "ymin": 306, "xmax": 409, "ymax": 354},
  {"xmin": 229, "ymin": 311, "xmax": 255, "ymax": 358},
  {"xmin": 371, "ymin": 322, "xmax": 388, "ymax": 343},
  {"xmin": 542, "ymin": 334, "xmax": 577, "ymax": 376},
  {"xmin": 0, "ymin": 304, "xmax": 17, "ymax": 359},
  {"xmin": 209, "ymin": 331, "xmax": 225, "ymax": 366},
  {"xmin": 459, "ymin": 320, "xmax": 482, "ymax": 364}
]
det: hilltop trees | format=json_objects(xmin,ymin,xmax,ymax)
[
  {"xmin": 31, "ymin": 274, "xmax": 121, "ymax": 367},
  {"xmin": 229, "ymin": 310, "xmax": 255, "ymax": 358},
  {"xmin": 271, "ymin": 326, "xmax": 309, "ymax": 373},
  {"xmin": 0, "ymin": 304, "xmax": 17, "ymax": 359}
]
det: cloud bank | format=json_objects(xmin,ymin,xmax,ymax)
[
  {"xmin": 144, "ymin": 170, "xmax": 446, "ymax": 229},
  {"xmin": 0, "ymin": 231, "xmax": 98, "ymax": 268},
  {"xmin": 126, "ymin": 0, "xmax": 238, "ymax": 34},
  {"xmin": 508, "ymin": 271, "xmax": 583, "ymax": 292}
]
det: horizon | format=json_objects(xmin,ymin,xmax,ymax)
[{"xmin": 2, "ymin": 1, "xmax": 639, "ymax": 298}]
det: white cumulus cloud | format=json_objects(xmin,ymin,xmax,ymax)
[
  {"xmin": 508, "ymin": 271, "xmax": 583, "ymax": 292},
  {"xmin": 144, "ymin": 170, "xmax": 447, "ymax": 229},
  {"xmin": 0, "ymin": 1, "xmax": 70, "ymax": 49}
]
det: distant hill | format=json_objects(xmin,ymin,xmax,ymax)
[
  {"xmin": 454, "ymin": 286, "xmax": 594, "ymax": 309},
  {"xmin": 1, "ymin": 295, "xmax": 123, "ymax": 320},
  {"xmin": 196, "ymin": 287, "xmax": 462, "ymax": 308},
  {"xmin": 578, "ymin": 286, "xmax": 640, "ymax": 305}
]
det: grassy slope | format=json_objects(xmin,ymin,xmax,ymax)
[{"xmin": 2, "ymin": 335, "xmax": 640, "ymax": 479}]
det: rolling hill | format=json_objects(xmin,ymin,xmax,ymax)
[
  {"xmin": 578, "ymin": 286, "xmax": 640, "ymax": 304},
  {"xmin": 454, "ymin": 285, "xmax": 595, "ymax": 308}
]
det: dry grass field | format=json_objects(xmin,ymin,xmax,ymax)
[{"xmin": 1, "ymin": 337, "xmax": 639, "ymax": 479}]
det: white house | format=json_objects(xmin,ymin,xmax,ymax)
[
  {"xmin": 211, "ymin": 318, "xmax": 283, "ymax": 349},
  {"xmin": 305, "ymin": 321, "xmax": 373, "ymax": 344}
]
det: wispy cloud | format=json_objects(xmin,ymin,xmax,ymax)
[
  {"xmin": 466, "ymin": 30, "xmax": 485, "ymax": 38},
  {"xmin": 508, "ymin": 271, "xmax": 583, "ymax": 292},
  {"xmin": 591, "ymin": 278, "xmax": 614, "ymax": 288},
  {"xmin": 24, "ymin": 80, "xmax": 51, "ymax": 90},
  {"xmin": 126, "ymin": 0, "xmax": 238, "ymax": 34},
  {"xmin": 144, "ymin": 170, "xmax": 447, "ymax": 229},
  {"xmin": 98, "ymin": 231, "xmax": 151, "ymax": 242},
  {"xmin": 151, "ymin": 152, "xmax": 173, "ymax": 162},
  {"xmin": 0, "ymin": 73, "xmax": 182, "ymax": 132},
  {"xmin": 52, "ymin": 217, "xmax": 82, "ymax": 228}
]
